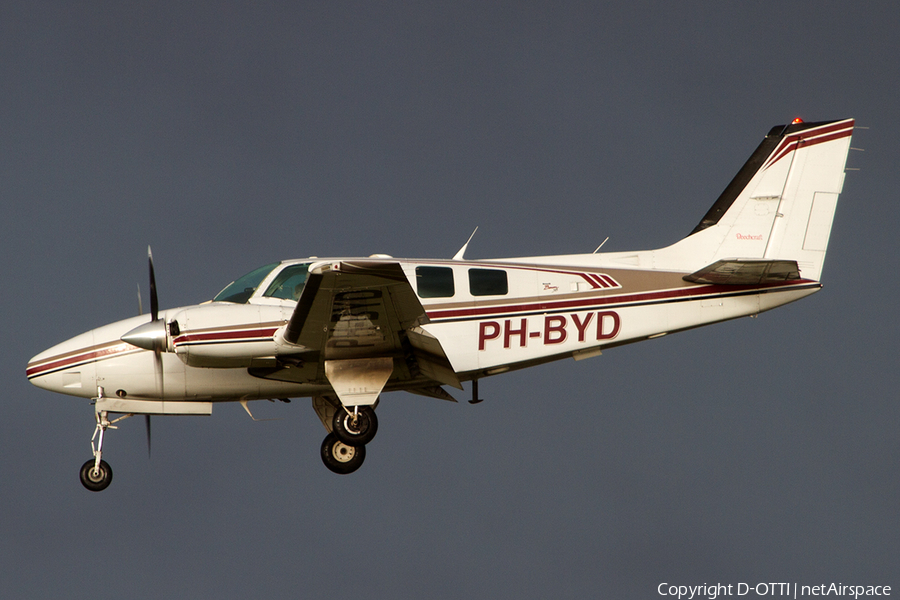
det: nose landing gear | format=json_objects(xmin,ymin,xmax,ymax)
[
  {"xmin": 80, "ymin": 458, "xmax": 113, "ymax": 492},
  {"xmin": 80, "ymin": 410, "xmax": 119, "ymax": 491},
  {"xmin": 80, "ymin": 392, "xmax": 136, "ymax": 492}
]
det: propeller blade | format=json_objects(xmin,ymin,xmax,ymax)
[
  {"xmin": 122, "ymin": 245, "xmax": 169, "ymax": 406},
  {"xmin": 145, "ymin": 414, "xmax": 152, "ymax": 458},
  {"xmin": 148, "ymin": 246, "xmax": 159, "ymax": 323},
  {"xmin": 148, "ymin": 246, "xmax": 165, "ymax": 403},
  {"xmin": 137, "ymin": 284, "xmax": 143, "ymax": 316},
  {"xmin": 153, "ymin": 342, "xmax": 164, "ymax": 402}
]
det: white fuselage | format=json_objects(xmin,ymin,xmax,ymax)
[{"xmin": 26, "ymin": 255, "xmax": 819, "ymax": 405}]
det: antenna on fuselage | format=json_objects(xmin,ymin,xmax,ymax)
[
  {"xmin": 468, "ymin": 379, "xmax": 484, "ymax": 404},
  {"xmin": 453, "ymin": 227, "xmax": 479, "ymax": 260},
  {"xmin": 593, "ymin": 237, "xmax": 609, "ymax": 254}
]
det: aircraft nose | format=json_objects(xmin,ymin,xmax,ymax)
[
  {"xmin": 26, "ymin": 330, "xmax": 98, "ymax": 396},
  {"xmin": 27, "ymin": 313, "xmax": 153, "ymax": 398}
]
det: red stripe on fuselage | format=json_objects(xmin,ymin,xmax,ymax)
[
  {"xmin": 425, "ymin": 280, "xmax": 818, "ymax": 321},
  {"xmin": 26, "ymin": 342, "xmax": 137, "ymax": 379},
  {"xmin": 173, "ymin": 327, "xmax": 280, "ymax": 346}
]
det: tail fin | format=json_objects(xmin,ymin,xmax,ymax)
[{"xmin": 661, "ymin": 119, "xmax": 854, "ymax": 281}]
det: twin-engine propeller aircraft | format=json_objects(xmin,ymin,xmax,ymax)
[{"xmin": 28, "ymin": 118, "xmax": 855, "ymax": 491}]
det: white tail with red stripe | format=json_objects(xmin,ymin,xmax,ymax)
[{"xmin": 653, "ymin": 118, "xmax": 854, "ymax": 281}]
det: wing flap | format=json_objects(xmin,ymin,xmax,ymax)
[
  {"xmin": 407, "ymin": 327, "xmax": 462, "ymax": 389},
  {"xmin": 405, "ymin": 385, "xmax": 458, "ymax": 402}
]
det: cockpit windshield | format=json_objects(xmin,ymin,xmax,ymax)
[
  {"xmin": 262, "ymin": 263, "xmax": 311, "ymax": 300},
  {"xmin": 213, "ymin": 263, "xmax": 279, "ymax": 304}
]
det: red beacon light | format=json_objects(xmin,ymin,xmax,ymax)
[{"xmin": 791, "ymin": 117, "xmax": 804, "ymax": 124}]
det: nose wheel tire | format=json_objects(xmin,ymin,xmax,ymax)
[
  {"xmin": 332, "ymin": 405, "xmax": 378, "ymax": 446},
  {"xmin": 321, "ymin": 433, "xmax": 366, "ymax": 474},
  {"xmin": 80, "ymin": 459, "xmax": 113, "ymax": 492}
]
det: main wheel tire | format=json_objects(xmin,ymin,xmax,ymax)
[
  {"xmin": 332, "ymin": 405, "xmax": 378, "ymax": 446},
  {"xmin": 320, "ymin": 433, "xmax": 366, "ymax": 475},
  {"xmin": 79, "ymin": 459, "xmax": 113, "ymax": 492}
]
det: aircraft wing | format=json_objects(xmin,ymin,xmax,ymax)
[{"xmin": 274, "ymin": 260, "xmax": 462, "ymax": 393}]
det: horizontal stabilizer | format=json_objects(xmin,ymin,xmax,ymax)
[{"xmin": 683, "ymin": 259, "xmax": 801, "ymax": 285}]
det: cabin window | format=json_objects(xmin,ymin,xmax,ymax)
[
  {"xmin": 214, "ymin": 263, "xmax": 279, "ymax": 304},
  {"xmin": 469, "ymin": 268, "xmax": 508, "ymax": 296},
  {"xmin": 415, "ymin": 266, "xmax": 455, "ymax": 298},
  {"xmin": 263, "ymin": 263, "xmax": 312, "ymax": 300}
]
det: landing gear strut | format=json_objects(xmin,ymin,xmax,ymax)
[
  {"xmin": 80, "ymin": 410, "xmax": 116, "ymax": 491},
  {"xmin": 80, "ymin": 404, "xmax": 134, "ymax": 492}
]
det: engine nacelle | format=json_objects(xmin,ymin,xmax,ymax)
[{"xmin": 169, "ymin": 303, "xmax": 292, "ymax": 368}]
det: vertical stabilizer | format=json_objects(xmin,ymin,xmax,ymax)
[{"xmin": 658, "ymin": 119, "xmax": 854, "ymax": 280}]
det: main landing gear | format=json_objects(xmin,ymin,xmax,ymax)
[
  {"xmin": 321, "ymin": 433, "xmax": 367, "ymax": 474},
  {"xmin": 313, "ymin": 398, "xmax": 378, "ymax": 475},
  {"xmin": 332, "ymin": 405, "xmax": 378, "ymax": 446}
]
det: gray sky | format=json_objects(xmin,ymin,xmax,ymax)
[{"xmin": 3, "ymin": 2, "xmax": 898, "ymax": 598}]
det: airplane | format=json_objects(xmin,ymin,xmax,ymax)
[{"xmin": 27, "ymin": 118, "xmax": 855, "ymax": 491}]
